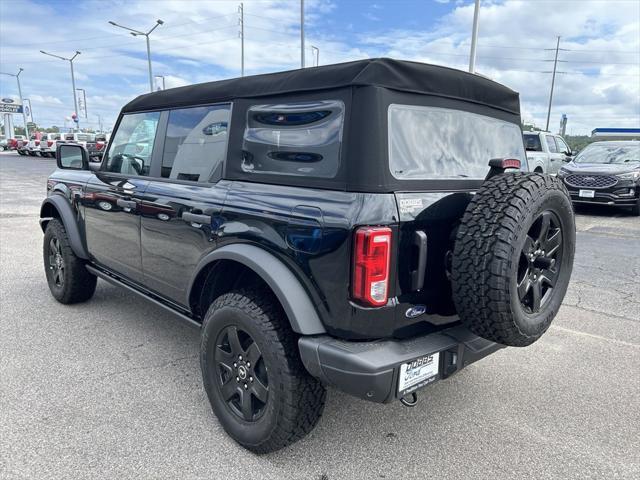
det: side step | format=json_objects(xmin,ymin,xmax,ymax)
[{"xmin": 86, "ymin": 265, "xmax": 201, "ymax": 329}]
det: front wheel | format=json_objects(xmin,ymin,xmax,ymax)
[
  {"xmin": 43, "ymin": 219, "xmax": 97, "ymax": 304},
  {"xmin": 200, "ymin": 288, "xmax": 326, "ymax": 453}
]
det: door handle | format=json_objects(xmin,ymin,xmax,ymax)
[
  {"xmin": 116, "ymin": 198, "xmax": 137, "ymax": 210},
  {"xmin": 410, "ymin": 230, "xmax": 428, "ymax": 291},
  {"xmin": 182, "ymin": 211, "xmax": 212, "ymax": 225}
]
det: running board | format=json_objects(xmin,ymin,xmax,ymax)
[{"xmin": 86, "ymin": 265, "xmax": 201, "ymax": 329}]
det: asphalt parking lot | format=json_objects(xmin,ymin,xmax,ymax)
[{"xmin": 1, "ymin": 151, "xmax": 638, "ymax": 480}]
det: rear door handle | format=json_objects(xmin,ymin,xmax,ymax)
[
  {"xmin": 182, "ymin": 211, "xmax": 212, "ymax": 225},
  {"xmin": 116, "ymin": 198, "xmax": 137, "ymax": 210},
  {"xmin": 410, "ymin": 230, "xmax": 428, "ymax": 291}
]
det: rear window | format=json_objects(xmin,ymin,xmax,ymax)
[
  {"xmin": 523, "ymin": 134, "xmax": 542, "ymax": 151},
  {"xmin": 242, "ymin": 100, "xmax": 344, "ymax": 178},
  {"xmin": 388, "ymin": 105, "xmax": 526, "ymax": 179}
]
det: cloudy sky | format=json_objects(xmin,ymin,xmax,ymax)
[{"xmin": 1, "ymin": 0, "xmax": 638, "ymax": 135}]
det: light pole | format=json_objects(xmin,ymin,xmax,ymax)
[
  {"xmin": 109, "ymin": 19, "xmax": 164, "ymax": 92},
  {"xmin": 0, "ymin": 68, "xmax": 29, "ymax": 137},
  {"xmin": 300, "ymin": 0, "xmax": 305, "ymax": 68},
  {"xmin": 468, "ymin": 0, "xmax": 480, "ymax": 73},
  {"xmin": 41, "ymin": 50, "xmax": 81, "ymax": 130},
  {"xmin": 311, "ymin": 45, "xmax": 319, "ymax": 67}
]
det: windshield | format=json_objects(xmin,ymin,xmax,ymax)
[
  {"xmin": 574, "ymin": 143, "xmax": 640, "ymax": 164},
  {"xmin": 388, "ymin": 105, "xmax": 527, "ymax": 179}
]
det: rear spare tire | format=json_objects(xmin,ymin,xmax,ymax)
[{"xmin": 451, "ymin": 173, "xmax": 575, "ymax": 347}]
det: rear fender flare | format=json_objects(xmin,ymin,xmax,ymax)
[
  {"xmin": 189, "ymin": 244, "xmax": 326, "ymax": 335},
  {"xmin": 40, "ymin": 195, "xmax": 89, "ymax": 260}
]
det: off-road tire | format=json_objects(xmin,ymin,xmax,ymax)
[
  {"xmin": 451, "ymin": 173, "xmax": 575, "ymax": 347},
  {"xmin": 200, "ymin": 288, "xmax": 326, "ymax": 453},
  {"xmin": 43, "ymin": 218, "xmax": 97, "ymax": 304}
]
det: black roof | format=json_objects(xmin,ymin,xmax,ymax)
[{"xmin": 122, "ymin": 58, "xmax": 520, "ymax": 115}]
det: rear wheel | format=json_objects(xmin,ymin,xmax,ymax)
[
  {"xmin": 200, "ymin": 288, "xmax": 326, "ymax": 453},
  {"xmin": 43, "ymin": 219, "xmax": 97, "ymax": 304},
  {"xmin": 451, "ymin": 173, "xmax": 575, "ymax": 347}
]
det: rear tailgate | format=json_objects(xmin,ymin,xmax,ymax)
[{"xmin": 392, "ymin": 191, "xmax": 472, "ymax": 332}]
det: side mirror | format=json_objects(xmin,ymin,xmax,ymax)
[{"xmin": 56, "ymin": 143, "xmax": 89, "ymax": 170}]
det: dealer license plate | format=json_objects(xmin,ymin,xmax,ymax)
[
  {"xmin": 398, "ymin": 353, "xmax": 440, "ymax": 396},
  {"xmin": 579, "ymin": 189, "xmax": 595, "ymax": 198}
]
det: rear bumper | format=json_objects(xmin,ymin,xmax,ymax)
[{"xmin": 298, "ymin": 325, "xmax": 504, "ymax": 403}]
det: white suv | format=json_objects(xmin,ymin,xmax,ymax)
[{"xmin": 523, "ymin": 131, "xmax": 573, "ymax": 174}]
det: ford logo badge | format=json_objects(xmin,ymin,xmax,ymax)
[
  {"xmin": 1, "ymin": 98, "xmax": 15, "ymax": 103},
  {"xmin": 405, "ymin": 305, "xmax": 427, "ymax": 318},
  {"xmin": 584, "ymin": 177, "xmax": 595, "ymax": 182}
]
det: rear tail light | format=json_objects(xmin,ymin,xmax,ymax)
[
  {"xmin": 97, "ymin": 141, "xmax": 105, "ymax": 150},
  {"xmin": 47, "ymin": 140, "xmax": 54, "ymax": 147},
  {"xmin": 352, "ymin": 226, "xmax": 392, "ymax": 307}
]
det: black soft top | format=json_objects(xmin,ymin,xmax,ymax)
[{"xmin": 122, "ymin": 58, "xmax": 520, "ymax": 115}]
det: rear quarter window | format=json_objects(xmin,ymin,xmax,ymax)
[
  {"xmin": 524, "ymin": 134, "xmax": 542, "ymax": 152},
  {"xmin": 388, "ymin": 105, "xmax": 526, "ymax": 179},
  {"xmin": 241, "ymin": 100, "xmax": 344, "ymax": 178}
]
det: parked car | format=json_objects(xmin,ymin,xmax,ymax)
[
  {"xmin": 86, "ymin": 133, "xmax": 111, "ymax": 159},
  {"xmin": 8, "ymin": 135, "xmax": 26, "ymax": 152},
  {"xmin": 62, "ymin": 132, "xmax": 95, "ymax": 147},
  {"xmin": 558, "ymin": 140, "xmax": 640, "ymax": 215},
  {"xmin": 523, "ymin": 131, "xmax": 573, "ymax": 174},
  {"xmin": 39, "ymin": 133, "xmax": 63, "ymax": 158},
  {"xmin": 0, "ymin": 136, "xmax": 7, "ymax": 151},
  {"xmin": 41, "ymin": 58, "xmax": 575, "ymax": 453},
  {"xmin": 23, "ymin": 132, "xmax": 47, "ymax": 156}
]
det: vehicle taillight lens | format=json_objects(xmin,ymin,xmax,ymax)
[
  {"xmin": 97, "ymin": 141, "xmax": 105, "ymax": 150},
  {"xmin": 352, "ymin": 226, "xmax": 392, "ymax": 307},
  {"xmin": 48, "ymin": 140, "xmax": 54, "ymax": 147}
]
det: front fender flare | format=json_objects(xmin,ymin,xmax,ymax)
[
  {"xmin": 189, "ymin": 244, "xmax": 326, "ymax": 335},
  {"xmin": 40, "ymin": 195, "xmax": 89, "ymax": 260}
]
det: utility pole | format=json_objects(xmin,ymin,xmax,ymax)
[
  {"xmin": 0, "ymin": 68, "xmax": 29, "ymax": 137},
  {"xmin": 109, "ymin": 19, "xmax": 164, "ymax": 93},
  {"xmin": 545, "ymin": 36, "xmax": 561, "ymax": 132},
  {"xmin": 97, "ymin": 114, "xmax": 103, "ymax": 132},
  {"xmin": 41, "ymin": 50, "xmax": 81, "ymax": 130},
  {"xmin": 468, "ymin": 0, "xmax": 480, "ymax": 73},
  {"xmin": 300, "ymin": 0, "xmax": 305, "ymax": 68},
  {"xmin": 239, "ymin": 3, "xmax": 245, "ymax": 76}
]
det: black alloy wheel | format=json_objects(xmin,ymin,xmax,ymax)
[
  {"xmin": 48, "ymin": 237, "xmax": 65, "ymax": 287},
  {"xmin": 517, "ymin": 210, "xmax": 564, "ymax": 313},
  {"xmin": 215, "ymin": 325, "xmax": 269, "ymax": 422}
]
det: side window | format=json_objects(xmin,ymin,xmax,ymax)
[
  {"xmin": 105, "ymin": 112, "xmax": 160, "ymax": 176},
  {"xmin": 161, "ymin": 104, "xmax": 230, "ymax": 182},
  {"xmin": 545, "ymin": 135, "xmax": 558, "ymax": 153},
  {"xmin": 523, "ymin": 134, "xmax": 542, "ymax": 152},
  {"xmin": 242, "ymin": 100, "xmax": 344, "ymax": 178},
  {"xmin": 555, "ymin": 137, "xmax": 569, "ymax": 154}
]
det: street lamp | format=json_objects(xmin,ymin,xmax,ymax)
[
  {"xmin": 0, "ymin": 68, "xmax": 29, "ymax": 137},
  {"xmin": 108, "ymin": 19, "xmax": 164, "ymax": 93},
  {"xmin": 311, "ymin": 45, "xmax": 319, "ymax": 67},
  {"xmin": 40, "ymin": 50, "xmax": 81, "ymax": 130}
]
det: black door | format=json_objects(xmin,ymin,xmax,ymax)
[
  {"xmin": 84, "ymin": 174, "xmax": 149, "ymax": 282},
  {"xmin": 140, "ymin": 104, "xmax": 232, "ymax": 305},
  {"xmin": 83, "ymin": 110, "xmax": 162, "ymax": 283}
]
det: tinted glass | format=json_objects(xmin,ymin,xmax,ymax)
[
  {"xmin": 242, "ymin": 100, "xmax": 344, "ymax": 178},
  {"xmin": 161, "ymin": 104, "xmax": 231, "ymax": 182},
  {"xmin": 389, "ymin": 105, "xmax": 526, "ymax": 179},
  {"xmin": 555, "ymin": 137, "xmax": 569, "ymax": 153},
  {"xmin": 575, "ymin": 143, "xmax": 640, "ymax": 164},
  {"xmin": 545, "ymin": 135, "xmax": 558, "ymax": 153},
  {"xmin": 58, "ymin": 145, "xmax": 84, "ymax": 169},
  {"xmin": 105, "ymin": 112, "xmax": 160, "ymax": 176},
  {"xmin": 523, "ymin": 134, "xmax": 542, "ymax": 151}
]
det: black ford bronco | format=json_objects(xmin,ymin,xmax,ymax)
[{"xmin": 41, "ymin": 59, "xmax": 575, "ymax": 453}]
